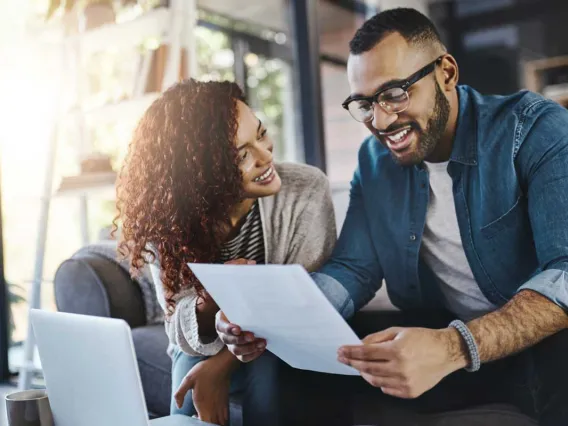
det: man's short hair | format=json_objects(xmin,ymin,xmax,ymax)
[{"xmin": 350, "ymin": 8, "xmax": 445, "ymax": 55}]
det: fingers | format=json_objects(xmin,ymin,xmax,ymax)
[
  {"xmin": 215, "ymin": 311, "xmax": 241, "ymax": 339},
  {"xmin": 361, "ymin": 372, "xmax": 400, "ymax": 390},
  {"xmin": 239, "ymin": 349, "xmax": 265, "ymax": 363},
  {"xmin": 362, "ymin": 327, "xmax": 402, "ymax": 344},
  {"xmin": 227, "ymin": 339, "xmax": 266, "ymax": 362},
  {"xmin": 196, "ymin": 292, "xmax": 219, "ymax": 314},
  {"xmin": 380, "ymin": 387, "xmax": 413, "ymax": 399},
  {"xmin": 174, "ymin": 374, "xmax": 195, "ymax": 409},
  {"xmin": 215, "ymin": 311, "xmax": 233, "ymax": 333},
  {"xmin": 215, "ymin": 311, "xmax": 257, "ymax": 346},
  {"xmin": 220, "ymin": 330, "xmax": 256, "ymax": 346},
  {"xmin": 225, "ymin": 258, "xmax": 256, "ymax": 265},
  {"xmin": 338, "ymin": 341, "xmax": 395, "ymax": 362},
  {"xmin": 339, "ymin": 358, "xmax": 399, "ymax": 378},
  {"xmin": 380, "ymin": 387, "xmax": 406, "ymax": 398},
  {"xmin": 229, "ymin": 339, "xmax": 266, "ymax": 357},
  {"xmin": 215, "ymin": 311, "xmax": 239, "ymax": 336},
  {"xmin": 210, "ymin": 410, "xmax": 228, "ymax": 426}
]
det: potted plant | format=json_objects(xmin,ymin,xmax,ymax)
[
  {"xmin": 46, "ymin": 0, "xmax": 139, "ymax": 30},
  {"xmin": 7, "ymin": 282, "xmax": 26, "ymax": 346}
]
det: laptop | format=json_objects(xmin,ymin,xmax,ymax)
[{"xmin": 30, "ymin": 309, "xmax": 213, "ymax": 426}]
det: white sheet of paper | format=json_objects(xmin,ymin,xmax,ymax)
[{"xmin": 189, "ymin": 263, "xmax": 361, "ymax": 376}]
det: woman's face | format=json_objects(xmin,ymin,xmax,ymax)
[{"xmin": 235, "ymin": 101, "xmax": 282, "ymax": 198}]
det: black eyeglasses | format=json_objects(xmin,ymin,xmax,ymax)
[{"xmin": 342, "ymin": 55, "xmax": 444, "ymax": 123}]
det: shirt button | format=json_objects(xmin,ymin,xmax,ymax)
[
  {"xmin": 421, "ymin": 183, "xmax": 427, "ymax": 189},
  {"xmin": 410, "ymin": 234, "xmax": 416, "ymax": 241}
]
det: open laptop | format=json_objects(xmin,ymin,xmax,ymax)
[{"xmin": 30, "ymin": 309, "xmax": 213, "ymax": 426}]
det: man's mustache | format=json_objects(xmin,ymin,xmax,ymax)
[{"xmin": 380, "ymin": 121, "xmax": 421, "ymax": 135}]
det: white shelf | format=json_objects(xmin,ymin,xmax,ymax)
[
  {"xmin": 69, "ymin": 92, "xmax": 160, "ymax": 125},
  {"xmin": 71, "ymin": 7, "xmax": 170, "ymax": 54},
  {"xmin": 55, "ymin": 171, "xmax": 117, "ymax": 198}
]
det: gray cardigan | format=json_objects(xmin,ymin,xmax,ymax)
[{"xmin": 150, "ymin": 162, "xmax": 337, "ymax": 356}]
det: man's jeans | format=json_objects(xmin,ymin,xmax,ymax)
[{"xmin": 340, "ymin": 310, "xmax": 568, "ymax": 426}]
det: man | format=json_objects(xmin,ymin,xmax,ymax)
[{"xmin": 216, "ymin": 8, "xmax": 568, "ymax": 425}]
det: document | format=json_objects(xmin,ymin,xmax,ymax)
[{"xmin": 189, "ymin": 263, "xmax": 361, "ymax": 376}]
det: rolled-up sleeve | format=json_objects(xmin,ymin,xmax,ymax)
[
  {"xmin": 519, "ymin": 269, "xmax": 568, "ymax": 310},
  {"xmin": 516, "ymin": 104, "xmax": 568, "ymax": 310}
]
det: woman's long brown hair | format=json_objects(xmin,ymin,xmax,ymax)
[{"xmin": 114, "ymin": 79, "xmax": 246, "ymax": 314}]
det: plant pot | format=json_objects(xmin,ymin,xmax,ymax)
[{"xmin": 82, "ymin": 1, "xmax": 116, "ymax": 30}]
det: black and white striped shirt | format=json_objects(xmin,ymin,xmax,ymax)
[{"xmin": 219, "ymin": 201, "xmax": 265, "ymax": 264}]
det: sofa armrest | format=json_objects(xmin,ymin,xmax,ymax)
[{"xmin": 54, "ymin": 252, "xmax": 146, "ymax": 329}]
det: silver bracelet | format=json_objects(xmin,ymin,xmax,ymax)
[{"xmin": 448, "ymin": 319, "xmax": 481, "ymax": 372}]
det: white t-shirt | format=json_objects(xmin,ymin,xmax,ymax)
[{"xmin": 420, "ymin": 161, "xmax": 498, "ymax": 321}]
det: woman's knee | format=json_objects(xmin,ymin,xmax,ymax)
[{"xmin": 170, "ymin": 348, "xmax": 208, "ymax": 416}]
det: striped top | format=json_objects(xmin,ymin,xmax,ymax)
[
  {"xmin": 219, "ymin": 201, "xmax": 265, "ymax": 264},
  {"xmin": 151, "ymin": 162, "xmax": 337, "ymax": 357}
]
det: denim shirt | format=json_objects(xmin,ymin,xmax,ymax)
[{"xmin": 313, "ymin": 85, "xmax": 568, "ymax": 320}]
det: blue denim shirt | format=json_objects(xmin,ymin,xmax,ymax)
[{"xmin": 313, "ymin": 85, "xmax": 568, "ymax": 320}]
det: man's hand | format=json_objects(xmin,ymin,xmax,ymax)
[
  {"xmin": 338, "ymin": 327, "xmax": 468, "ymax": 399},
  {"xmin": 174, "ymin": 350, "xmax": 236, "ymax": 426},
  {"xmin": 216, "ymin": 311, "xmax": 266, "ymax": 362}
]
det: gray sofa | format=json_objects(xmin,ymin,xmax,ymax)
[{"xmin": 53, "ymin": 245, "xmax": 537, "ymax": 426}]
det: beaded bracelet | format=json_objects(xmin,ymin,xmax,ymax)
[{"xmin": 449, "ymin": 319, "xmax": 481, "ymax": 372}]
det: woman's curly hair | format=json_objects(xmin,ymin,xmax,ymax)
[{"xmin": 114, "ymin": 79, "xmax": 246, "ymax": 314}]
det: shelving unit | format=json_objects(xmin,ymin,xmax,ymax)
[
  {"xmin": 55, "ymin": 171, "xmax": 117, "ymax": 198},
  {"xmin": 18, "ymin": 0, "xmax": 198, "ymax": 391},
  {"xmin": 524, "ymin": 55, "xmax": 568, "ymax": 107}
]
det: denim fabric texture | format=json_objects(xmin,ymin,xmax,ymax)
[{"xmin": 313, "ymin": 85, "xmax": 568, "ymax": 318}]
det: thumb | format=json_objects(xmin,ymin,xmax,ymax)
[
  {"xmin": 174, "ymin": 374, "xmax": 195, "ymax": 408},
  {"xmin": 362, "ymin": 327, "xmax": 403, "ymax": 345}
]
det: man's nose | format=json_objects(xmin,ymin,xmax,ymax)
[{"xmin": 371, "ymin": 103, "xmax": 398, "ymax": 132}]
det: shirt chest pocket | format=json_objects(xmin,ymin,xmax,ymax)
[
  {"xmin": 477, "ymin": 196, "xmax": 539, "ymax": 297},
  {"xmin": 480, "ymin": 196, "xmax": 529, "ymax": 240}
]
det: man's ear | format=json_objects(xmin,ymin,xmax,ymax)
[{"xmin": 439, "ymin": 54, "xmax": 459, "ymax": 91}]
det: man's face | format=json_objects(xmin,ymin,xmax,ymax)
[{"xmin": 347, "ymin": 32, "xmax": 450, "ymax": 166}]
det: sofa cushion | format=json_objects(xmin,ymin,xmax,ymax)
[
  {"xmin": 132, "ymin": 325, "xmax": 172, "ymax": 417},
  {"xmin": 353, "ymin": 397, "xmax": 537, "ymax": 426},
  {"xmin": 54, "ymin": 254, "xmax": 147, "ymax": 328},
  {"xmin": 423, "ymin": 405, "xmax": 538, "ymax": 426}
]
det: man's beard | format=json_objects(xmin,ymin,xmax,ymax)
[{"xmin": 390, "ymin": 82, "xmax": 450, "ymax": 166}]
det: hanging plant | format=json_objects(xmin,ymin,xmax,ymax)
[{"xmin": 7, "ymin": 282, "xmax": 26, "ymax": 346}]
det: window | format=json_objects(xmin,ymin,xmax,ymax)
[{"xmin": 2, "ymin": 3, "xmax": 300, "ymax": 380}]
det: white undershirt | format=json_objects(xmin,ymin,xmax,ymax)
[{"xmin": 420, "ymin": 161, "xmax": 498, "ymax": 321}]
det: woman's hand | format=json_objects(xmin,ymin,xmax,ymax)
[
  {"xmin": 174, "ymin": 349, "xmax": 238, "ymax": 426},
  {"xmin": 195, "ymin": 259, "xmax": 255, "ymax": 334},
  {"xmin": 195, "ymin": 259, "xmax": 254, "ymax": 314},
  {"xmin": 216, "ymin": 311, "xmax": 266, "ymax": 362},
  {"xmin": 195, "ymin": 290, "xmax": 219, "ymax": 315}
]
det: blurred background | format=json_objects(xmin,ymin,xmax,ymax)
[{"xmin": 1, "ymin": 0, "xmax": 567, "ymax": 391}]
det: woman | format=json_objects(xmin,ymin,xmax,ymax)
[{"xmin": 114, "ymin": 79, "xmax": 336, "ymax": 426}]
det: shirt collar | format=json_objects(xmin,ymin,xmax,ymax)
[{"xmin": 450, "ymin": 85, "xmax": 478, "ymax": 166}]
